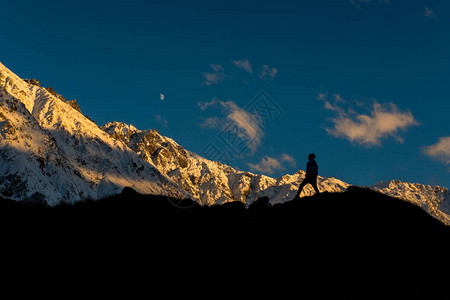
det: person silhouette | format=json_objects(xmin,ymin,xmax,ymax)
[{"xmin": 294, "ymin": 153, "xmax": 320, "ymax": 199}]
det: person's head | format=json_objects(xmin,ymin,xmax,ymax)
[{"xmin": 308, "ymin": 153, "xmax": 316, "ymax": 160}]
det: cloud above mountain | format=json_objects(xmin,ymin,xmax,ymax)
[
  {"xmin": 423, "ymin": 137, "xmax": 450, "ymax": 165},
  {"xmin": 248, "ymin": 154, "xmax": 296, "ymax": 175},
  {"xmin": 320, "ymin": 94, "xmax": 418, "ymax": 147},
  {"xmin": 198, "ymin": 98, "xmax": 264, "ymax": 154}
]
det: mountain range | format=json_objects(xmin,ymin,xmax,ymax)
[{"xmin": 0, "ymin": 61, "xmax": 449, "ymax": 225}]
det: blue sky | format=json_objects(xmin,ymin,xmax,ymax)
[{"xmin": 1, "ymin": 0, "xmax": 449, "ymax": 187}]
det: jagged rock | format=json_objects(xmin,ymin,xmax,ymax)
[
  {"xmin": 24, "ymin": 79, "xmax": 41, "ymax": 87},
  {"xmin": 102, "ymin": 120, "xmax": 351, "ymax": 206},
  {"xmin": 67, "ymin": 99, "xmax": 81, "ymax": 112},
  {"xmin": 45, "ymin": 87, "xmax": 82, "ymax": 113},
  {"xmin": 45, "ymin": 86, "xmax": 64, "ymax": 100}
]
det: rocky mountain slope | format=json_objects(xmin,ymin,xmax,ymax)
[
  {"xmin": 101, "ymin": 121, "xmax": 350, "ymax": 206},
  {"xmin": 0, "ymin": 61, "xmax": 186, "ymax": 205}
]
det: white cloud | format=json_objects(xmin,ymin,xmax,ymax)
[
  {"xmin": 232, "ymin": 58, "xmax": 253, "ymax": 74},
  {"xmin": 202, "ymin": 72, "xmax": 224, "ymax": 86},
  {"xmin": 210, "ymin": 64, "xmax": 224, "ymax": 72},
  {"xmin": 280, "ymin": 153, "xmax": 296, "ymax": 165},
  {"xmin": 259, "ymin": 64, "xmax": 278, "ymax": 80},
  {"xmin": 333, "ymin": 94, "xmax": 345, "ymax": 104},
  {"xmin": 320, "ymin": 93, "xmax": 346, "ymax": 114},
  {"xmin": 198, "ymin": 98, "xmax": 264, "ymax": 154},
  {"xmin": 425, "ymin": 6, "xmax": 437, "ymax": 19},
  {"xmin": 200, "ymin": 116, "xmax": 221, "ymax": 129},
  {"xmin": 155, "ymin": 115, "xmax": 168, "ymax": 127},
  {"xmin": 198, "ymin": 98, "xmax": 220, "ymax": 111},
  {"xmin": 317, "ymin": 92, "xmax": 328, "ymax": 101},
  {"xmin": 202, "ymin": 64, "xmax": 225, "ymax": 86},
  {"xmin": 423, "ymin": 137, "xmax": 450, "ymax": 165},
  {"xmin": 320, "ymin": 94, "xmax": 418, "ymax": 146},
  {"xmin": 226, "ymin": 102, "xmax": 262, "ymax": 143},
  {"xmin": 248, "ymin": 154, "xmax": 296, "ymax": 175}
]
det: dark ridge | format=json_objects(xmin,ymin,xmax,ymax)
[
  {"xmin": 1, "ymin": 187, "xmax": 449, "ymax": 297},
  {"xmin": 23, "ymin": 78, "xmax": 41, "ymax": 87}
]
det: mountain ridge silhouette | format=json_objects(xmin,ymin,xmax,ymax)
[{"xmin": 2, "ymin": 186, "xmax": 449, "ymax": 298}]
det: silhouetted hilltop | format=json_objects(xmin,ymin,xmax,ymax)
[{"xmin": 2, "ymin": 187, "xmax": 449, "ymax": 297}]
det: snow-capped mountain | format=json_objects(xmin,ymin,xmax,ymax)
[
  {"xmin": 101, "ymin": 121, "xmax": 350, "ymax": 206},
  {"xmin": 372, "ymin": 180, "xmax": 450, "ymax": 225},
  {"xmin": 0, "ymin": 61, "xmax": 448, "ymax": 225},
  {"xmin": 0, "ymin": 61, "xmax": 186, "ymax": 205}
]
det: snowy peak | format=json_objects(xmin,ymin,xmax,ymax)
[
  {"xmin": 102, "ymin": 121, "xmax": 351, "ymax": 206},
  {"xmin": 0, "ymin": 61, "xmax": 39, "ymax": 114},
  {"xmin": 372, "ymin": 180, "xmax": 450, "ymax": 225},
  {"xmin": 102, "ymin": 121, "xmax": 190, "ymax": 171},
  {"xmin": 102, "ymin": 121, "xmax": 140, "ymax": 144},
  {"xmin": 0, "ymin": 61, "xmax": 187, "ymax": 205},
  {"xmin": 1, "ymin": 71, "xmax": 92, "ymax": 204}
]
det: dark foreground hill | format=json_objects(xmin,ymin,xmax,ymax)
[{"xmin": 2, "ymin": 186, "xmax": 449, "ymax": 298}]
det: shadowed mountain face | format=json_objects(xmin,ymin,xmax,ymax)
[{"xmin": 2, "ymin": 187, "xmax": 449, "ymax": 297}]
